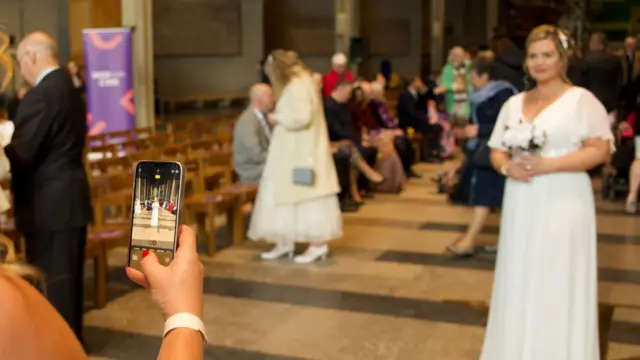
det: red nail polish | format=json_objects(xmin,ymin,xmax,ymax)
[{"xmin": 142, "ymin": 250, "xmax": 150, "ymax": 259}]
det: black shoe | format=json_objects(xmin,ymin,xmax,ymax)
[
  {"xmin": 408, "ymin": 171, "xmax": 422, "ymax": 178},
  {"xmin": 340, "ymin": 201, "xmax": 359, "ymax": 212}
]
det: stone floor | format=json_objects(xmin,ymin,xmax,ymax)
[{"xmin": 84, "ymin": 163, "xmax": 640, "ymax": 360}]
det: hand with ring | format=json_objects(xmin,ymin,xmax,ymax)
[
  {"xmin": 519, "ymin": 154, "xmax": 555, "ymax": 176},
  {"xmin": 504, "ymin": 161, "xmax": 531, "ymax": 182}
]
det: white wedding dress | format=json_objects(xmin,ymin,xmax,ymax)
[
  {"xmin": 150, "ymin": 201, "xmax": 159, "ymax": 227},
  {"xmin": 480, "ymin": 87, "xmax": 612, "ymax": 360}
]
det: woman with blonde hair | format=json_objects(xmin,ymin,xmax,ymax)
[
  {"xmin": 248, "ymin": 50, "xmax": 342, "ymax": 264},
  {"xmin": 480, "ymin": 25, "xmax": 612, "ymax": 359}
]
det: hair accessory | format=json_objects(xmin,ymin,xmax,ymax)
[
  {"xmin": 557, "ymin": 29, "xmax": 569, "ymax": 50},
  {"xmin": 267, "ymin": 54, "xmax": 274, "ymax": 63}
]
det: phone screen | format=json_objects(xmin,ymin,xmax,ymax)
[{"xmin": 128, "ymin": 161, "xmax": 184, "ymax": 271}]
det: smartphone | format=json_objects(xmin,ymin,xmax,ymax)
[{"xmin": 128, "ymin": 161, "xmax": 185, "ymax": 271}]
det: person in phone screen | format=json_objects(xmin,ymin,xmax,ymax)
[
  {"xmin": 134, "ymin": 198, "xmax": 142, "ymax": 216},
  {"xmin": 150, "ymin": 196, "xmax": 160, "ymax": 232}
]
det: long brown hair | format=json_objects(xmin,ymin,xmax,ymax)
[{"xmin": 263, "ymin": 49, "xmax": 310, "ymax": 98}]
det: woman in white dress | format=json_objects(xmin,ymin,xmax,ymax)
[
  {"xmin": 481, "ymin": 25, "xmax": 612, "ymax": 360},
  {"xmin": 150, "ymin": 197, "xmax": 160, "ymax": 232},
  {"xmin": 248, "ymin": 50, "xmax": 342, "ymax": 264},
  {"xmin": 134, "ymin": 198, "xmax": 142, "ymax": 216}
]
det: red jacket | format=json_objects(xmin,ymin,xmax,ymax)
[{"xmin": 322, "ymin": 70, "xmax": 355, "ymax": 97}]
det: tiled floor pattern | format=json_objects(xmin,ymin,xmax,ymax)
[{"xmin": 84, "ymin": 163, "xmax": 640, "ymax": 359}]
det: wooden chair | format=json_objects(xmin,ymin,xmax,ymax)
[
  {"xmin": 147, "ymin": 134, "xmax": 171, "ymax": 149},
  {"xmin": 170, "ymin": 132, "xmax": 192, "ymax": 145},
  {"xmin": 166, "ymin": 121, "xmax": 192, "ymax": 134},
  {"xmin": 119, "ymin": 138, "xmax": 151, "ymax": 155},
  {"xmin": 221, "ymin": 184, "xmax": 258, "ymax": 246},
  {"xmin": 183, "ymin": 191, "xmax": 238, "ymax": 257},
  {"xmin": 133, "ymin": 127, "xmax": 153, "ymax": 139},
  {"xmin": 128, "ymin": 149, "xmax": 161, "ymax": 164}
]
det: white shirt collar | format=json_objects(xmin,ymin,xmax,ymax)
[{"xmin": 35, "ymin": 66, "xmax": 59, "ymax": 86}]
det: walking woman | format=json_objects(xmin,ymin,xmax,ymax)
[
  {"xmin": 446, "ymin": 56, "xmax": 516, "ymax": 256},
  {"xmin": 248, "ymin": 50, "xmax": 342, "ymax": 264},
  {"xmin": 480, "ymin": 25, "xmax": 612, "ymax": 359}
]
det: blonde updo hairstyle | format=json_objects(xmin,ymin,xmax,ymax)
[
  {"xmin": 524, "ymin": 25, "xmax": 573, "ymax": 87},
  {"xmin": 263, "ymin": 49, "xmax": 310, "ymax": 98}
]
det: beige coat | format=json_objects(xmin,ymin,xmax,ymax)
[{"xmin": 270, "ymin": 73, "xmax": 340, "ymax": 204}]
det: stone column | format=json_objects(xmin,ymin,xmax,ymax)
[
  {"xmin": 334, "ymin": 0, "xmax": 359, "ymax": 73},
  {"xmin": 430, "ymin": 0, "xmax": 445, "ymax": 73},
  {"xmin": 486, "ymin": 0, "xmax": 499, "ymax": 42},
  {"xmin": 121, "ymin": 0, "xmax": 155, "ymax": 129}
]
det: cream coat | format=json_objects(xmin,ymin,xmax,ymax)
[{"xmin": 269, "ymin": 73, "xmax": 340, "ymax": 204}]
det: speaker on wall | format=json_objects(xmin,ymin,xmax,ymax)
[{"xmin": 349, "ymin": 37, "xmax": 368, "ymax": 63}]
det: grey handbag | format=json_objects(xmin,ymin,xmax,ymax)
[{"xmin": 292, "ymin": 167, "xmax": 315, "ymax": 186}]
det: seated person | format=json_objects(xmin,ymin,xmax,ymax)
[
  {"xmin": 232, "ymin": 83, "xmax": 274, "ymax": 184},
  {"xmin": 396, "ymin": 76, "xmax": 443, "ymax": 162},
  {"xmin": 351, "ymin": 83, "xmax": 406, "ymax": 193},
  {"xmin": 369, "ymin": 81, "xmax": 420, "ymax": 178},
  {"xmin": 323, "ymin": 53, "xmax": 355, "ymax": 98},
  {"xmin": 324, "ymin": 79, "xmax": 383, "ymax": 204}
]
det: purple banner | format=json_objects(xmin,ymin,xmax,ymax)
[{"xmin": 83, "ymin": 28, "xmax": 135, "ymax": 137}]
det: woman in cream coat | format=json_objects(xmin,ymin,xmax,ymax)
[{"xmin": 248, "ymin": 50, "xmax": 342, "ymax": 264}]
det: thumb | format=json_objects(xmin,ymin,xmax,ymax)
[{"xmin": 140, "ymin": 250, "xmax": 164, "ymax": 286}]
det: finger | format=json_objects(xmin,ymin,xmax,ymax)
[
  {"xmin": 140, "ymin": 251, "xmax": 165, "ymax": 286},
  {"xmin": 176, "ymin": 225, "xmax": 197, "ymax": 255},
  {"xmin": 126, "ymin": 266, "xmax": 149, "ymax": 288}
]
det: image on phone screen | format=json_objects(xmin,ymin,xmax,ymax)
[{"xmin": 128, "ymin": 161, "xmax": 183, "ymax": 271}]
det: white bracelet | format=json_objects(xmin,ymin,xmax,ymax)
[{"xmin": 163, "ymin": 313, "xmax": 209, "ymax": 344}]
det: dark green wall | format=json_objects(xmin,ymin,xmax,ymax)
[{"xmin": 592, "ymin": 0, "xmax": 640, "ymax": 40}]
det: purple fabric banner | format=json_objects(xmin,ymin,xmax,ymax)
[{"xmin": 82, "ymin": 28, "xmax": 135, "ymax": 137}]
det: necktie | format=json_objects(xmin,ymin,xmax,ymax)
[{"xmin": 259, "ymin": 114, "xmax": 271, "ymax": 141}]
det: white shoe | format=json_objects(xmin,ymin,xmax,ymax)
[
  {"xmin": 260, "ymin": 244, "xmax": 294, "ymax": 260},
  {"xmin": 293, "ymin": 245, "xmax": 329, "ymax": 264},
  {"xmin": 626, "ymin": 198, "xmax": 637, "ymax": 214}
]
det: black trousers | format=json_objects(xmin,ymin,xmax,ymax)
[
  {"xmin": 333, "ymin": 152, "xmax": 351, "ymax": 201},
  {"xmin": 408, "ymin": 122, "xmax": 442, "ymax": 157},
  {"xmin": 393, "ymin": 135, "xmax": 414, "ymax": 174},
  {"xmin": 25, "ymin": 226, "xmax": 87, "ymax": 341}
]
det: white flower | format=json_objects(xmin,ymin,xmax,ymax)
[
  {"xmin": 532, "ymin": 126, "xmax": 546, "ymax": 147},
  {"xmin": 503, "ymin": 123, "xmax": 532, "ymax": 149}
]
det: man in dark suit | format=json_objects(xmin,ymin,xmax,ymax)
[
  {"xmin": 9, "ymin": 32, "xmax": 92, "ymax": 341},
  {"xmin": 584, "ymin": 31, "xmax": 622, "ymax": 124},
  {"xmin": 396, "ymin": 76, "xmax": 442, "ymax": 162}
]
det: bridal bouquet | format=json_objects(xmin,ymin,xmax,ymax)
[{"xmin": 502, "ymin": 120, "xmax": 546, "ymax": 159}]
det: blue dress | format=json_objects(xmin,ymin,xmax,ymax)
[{"xmin": 465, "ymin": 88, "xmax": 513, "ymax": 207}]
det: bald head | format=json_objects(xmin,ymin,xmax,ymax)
[
  {"xmin": 17, "ymin": 32, "xmax": 59, "ymax": 86},
  {"xmin": 625, "ymin": 36, "xmax": 637, "ymax": 53},
  {"xmin": 249, "ymin": 83, "xmax": 274, "ymax": 112}
]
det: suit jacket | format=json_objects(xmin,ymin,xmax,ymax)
[
  {"xmin": 396, "ymin": 89, "xmax": 425, "ymax": 130},
  {"xmin": 232, "ymin": 108, "xmax": 270, "ymax": 184},
  {"xmin": 6, "ymin": 69, "xmax": 92, "ymax": 233},
  {"xmin": 621, "ymin": 51, "xmax": 640, "ymax": 85},
  {"xmin": 323, "ymin": 96, "xmax": 353, "ymax": 142},
  {"xmin": 269, "ymin": 73, "xmax": 340, "ymax": 204},
  {"xmin": 584, "ymin": 51, "xmax": 623, "ymax": 113}
]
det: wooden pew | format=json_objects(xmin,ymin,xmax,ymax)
[
  {"xmin": 163, "ymin": 91, "xmax": 249, "ymax": 112},
  {"xmin": 183, "ymin": 191, "xmax": 238, "ymax": 257}
]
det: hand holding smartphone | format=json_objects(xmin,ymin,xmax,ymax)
[{"xmin": 128, "ymin": 161, "xmax": 185, "ymax": 271}]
